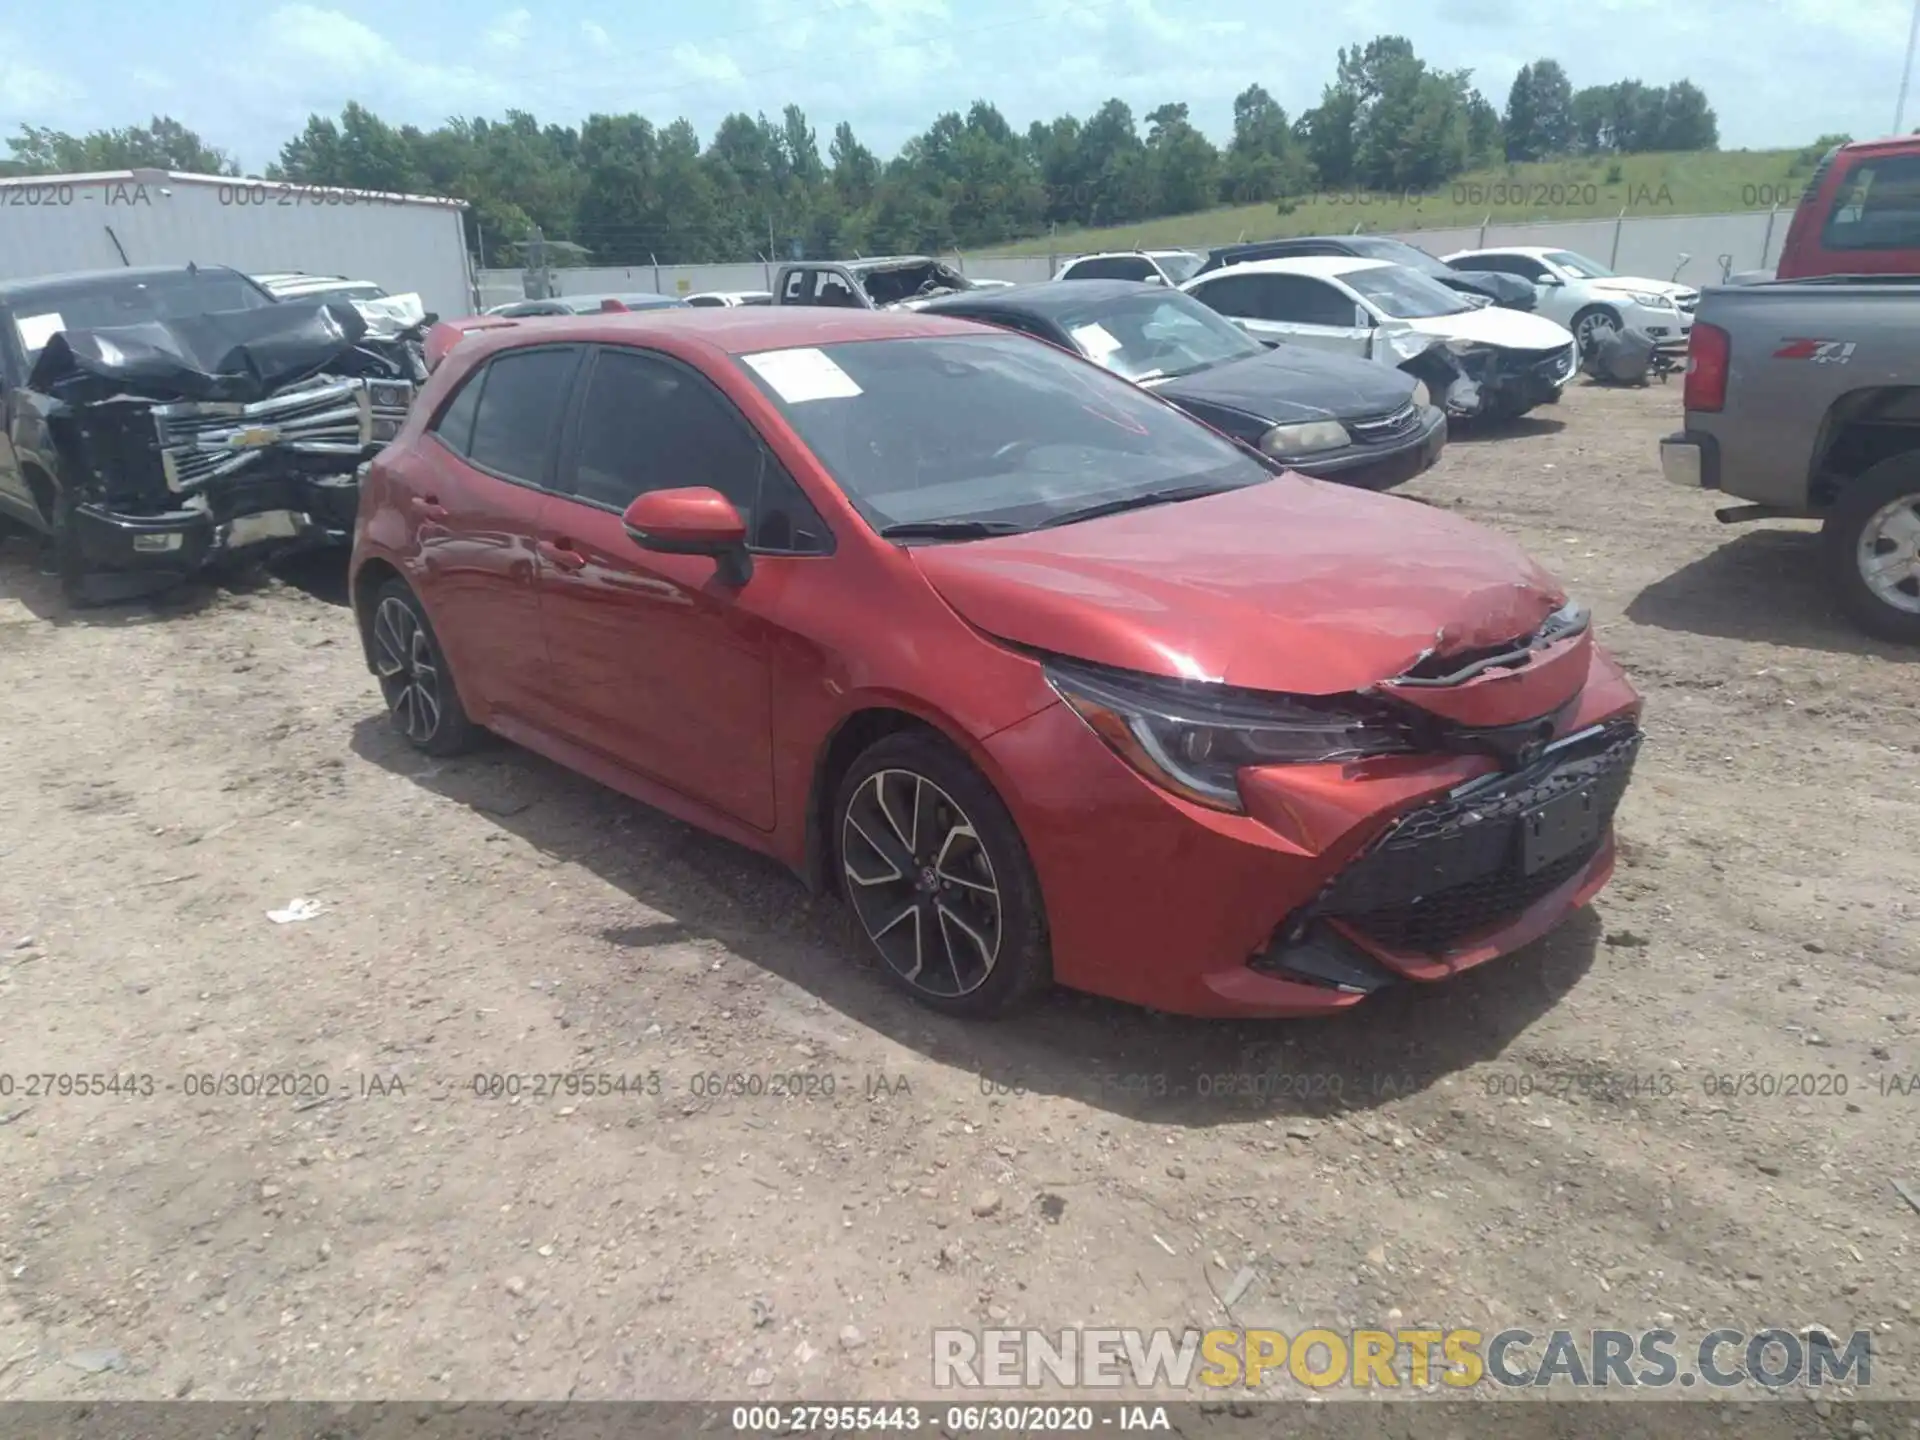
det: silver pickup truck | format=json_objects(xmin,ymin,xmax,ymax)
[{"xmin": 1660, "ymin": 276, "xmax": 1920, "ymax": 643}]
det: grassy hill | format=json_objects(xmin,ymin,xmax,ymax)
[{"xmin": 984, "ymin": 149, "xmax": 1813, "ymax": 256}]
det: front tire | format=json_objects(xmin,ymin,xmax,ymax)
[
  {"xmin": 1572, "ymin": 305, "xmax": 1621, "ymax": 351},
  {"xmin": 369, "ymin": 578, "xmax": 480, "ymax": 754},
  {"xmin": 1824, "ymin": 456, "xmax": 1920, "ymax": 644},
  {"xmin": 834, "ymin": 732, "xmax": 1051, "ymax": 1018}
]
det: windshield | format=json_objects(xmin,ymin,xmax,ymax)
[
  {"xmin": 1346, "ymin": 237, "xmax": 1449, "ymax": 277},
  {"xmin": 737, "ymin": 333, "xmax": 1270, "ymax": 535},
  {"xmin": 1545, "ymin": 250, "xmax": 1615, "ymax": 279},
  {"xmin": 11, "ymin": 270, "xmax": 275, "ymax": 363},
  {"xmin": 1055, "ymin": 290, "xmax": 1263, "ymax": 383},
  {"xmin": 1342, "ymin": 265, "xmax": 1473, "ymax": 319},
  {"xmin": 1152, "ymin": 252, "xmax": 1205, "ymax": 284}
]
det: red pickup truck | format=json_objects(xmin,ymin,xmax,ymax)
[{"xmin": 1775, "ymin": 135, "xmax": 1920, "ymax": 278}]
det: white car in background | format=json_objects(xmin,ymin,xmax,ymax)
[
  {"xmin": 684, "ymin": 290, "xmax": 773, "ymax": 307},
  {"xmin": 1441, "ymin": 246, "xmax": 1698, "ymax": 350},
  {"xmin": 251, "ymin": 272, "xmax": 391, "ymax": 307},
  {"xmin": 1182, "ymin": 255, "xmax": 1579, "ymax": 420},
  {"xmin": 1055, "ymin": 249, "xmax": 1206, "ymax": 286}
]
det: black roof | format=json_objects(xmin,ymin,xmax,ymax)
[
  {"xmin": 0, "ymin": 264, "xmax": 259, "ymax": 304},
  {"xmin": 922, "ymin": 277, "xmax": 1159, "ymax": 318}
]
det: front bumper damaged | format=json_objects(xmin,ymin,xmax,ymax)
[{"xmin": 29, "ymin": 298, "xmax": 419, "ymax": 595}]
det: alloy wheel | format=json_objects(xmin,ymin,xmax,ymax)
[
  {"xmin": 1856, "ymin": 493, "xmax": 1920, "ymax": 614},
  {"xmin": 372, "ymin": 596, "xmax": 443, "ymax": 743},
  {"xmin": 1576, "ymin": 310, "xmax": 1618, "ymax": 347},
  {"xmin": 841, "ymin": 768, "xmax": 1002, "ymax": 998}
]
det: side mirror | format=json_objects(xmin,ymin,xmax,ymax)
[
  {"xmin": 622, "ymin": 487, "xmax": 753, "ymax": 586},
  {"xmin": 1538, "ymin": 274, "xmax": 1565, "ymax": 287}
]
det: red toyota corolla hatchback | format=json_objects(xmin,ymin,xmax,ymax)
[{"xmin": 349, "ymin": 308, "xmax": 1642, "ymax": 1019}]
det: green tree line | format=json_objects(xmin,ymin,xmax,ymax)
[{"xmin": 3, "ymin": 36, "xmax": 1720, "ymax": 265}]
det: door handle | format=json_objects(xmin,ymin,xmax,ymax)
[
  {"xmin": 410, "ymin": 495, "xmax": 448, "ymax": 521},
  {"xmin": 537, "ymin": 539, "xmax": 587, "ymax": 572}
]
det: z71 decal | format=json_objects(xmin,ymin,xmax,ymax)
[{"xmin": 1773, "ymin": 338, "xmax": 1857, "ymax": 364}]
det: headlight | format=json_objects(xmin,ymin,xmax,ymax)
[
  {"xmin": 1258, "ymin": 420, "xmax": 1349, "ymax": 459},
  {"xmin": 1411, "ymin": 380, "xmax": 1431, "ymax": 408},
  {"xmin": 1626, "ymin": 292, "xmax": 1673, "ymax": 309},
  {"xmin": 367, "ymin": 381, "xmax": 414, "ymax": 409},
  {"xmin": 1045, "ymin": 657, "xmax": 1418, "ymax": 812}
]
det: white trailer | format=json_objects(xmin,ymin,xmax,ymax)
[{"xmin": 0, "ymin": 170, "xmax": 476, "ymax": 321}]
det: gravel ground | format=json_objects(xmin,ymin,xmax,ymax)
[{"xmin": 0, "ymin": 377, "xmax": 1917, "ymax": 1423}]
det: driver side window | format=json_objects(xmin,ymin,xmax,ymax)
[{"xmin": 563, "ymin": 347, "xmax": 832, "ymax": 554}]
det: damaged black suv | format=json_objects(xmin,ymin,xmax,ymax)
[{"xmin": 0, "ymin": 265, "xmax": 424, "ymax": 604}]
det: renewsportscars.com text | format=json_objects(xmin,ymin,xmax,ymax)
[{"xmin": 932, "ymin": 1327, "xmax": 1874, "ymax": 1392}]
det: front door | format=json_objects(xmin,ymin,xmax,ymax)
[{"xmin": 535, "ymin": 346, "xmax": 798, "ymax": 831}]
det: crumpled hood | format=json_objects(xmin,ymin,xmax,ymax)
[
  {"xmin": 1401, "ymin": 304, "xmax": 1575, "ymax": 351},
  {"xmin": 27, "ymin": 299, "xmax": 371, "ymax": 404},
  {"xmin": 1149, "ymin": 345, "xmax": 1415, "ymax": 429},
  {"xmin": 911, "ymin": 476, "xmax": 1567, "ymax": 695}
]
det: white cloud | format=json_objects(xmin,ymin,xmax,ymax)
[
  {"xmin": 672, "ymin": 43, "xmax": 744, "ymax": 87},
  {"xmin": 582, "ymin": 20, "xmax": 613, "ymax": 52},
  {"xmin": 485, "ymin": 8, "xmax": 534, "ymax": 53},
  {"xmin": 230, "ymin": 5, "xmax": 510, "ymax": 150},
  {"xmin": 0, "ymin": 53, "xmax": 83, "ymax": 117}
]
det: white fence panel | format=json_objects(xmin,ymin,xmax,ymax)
[{"xmin": 473, "ymin": 208, "xmax": 1790, "ymax": 312}]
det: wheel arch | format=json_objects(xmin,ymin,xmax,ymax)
[
  {"xmin": 351, "ymin": 556, "xmax": 406, "ymax": 673},
  {"xmin": 1809, "ymin": 389, "xmax": 1920, "ymax": 509},
  {"xmin": 801, "ymin": 701, "xmax": 994, "ymax": 896}
]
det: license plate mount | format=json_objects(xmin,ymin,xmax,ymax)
[{"xmin": 1519, "ymin": 784, "xmax": 1602, "ymax": 875}]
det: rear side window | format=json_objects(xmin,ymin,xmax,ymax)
[
  {"xmin": 466, "ymin": 347, "xmax": 580, "ymax": 485},
  {"xmin": 1822, "ymin": 154, "xmax": 1920, "ymax": 252},
  {"xmin": 1187, "ymin": 273, "xmax": 1266, "ymax": 318},
  {"xmin": 431, "ymin": 370, "xmax": 484, "ymax": 455}
]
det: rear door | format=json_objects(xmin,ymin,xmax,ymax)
[
  {"xmin": 1192, "ymin": 273, "xmax": 1373, "ymax": 355},
  {"xmin": 413, "ymin": 345, "xmax": 581, "ymax": 726}
]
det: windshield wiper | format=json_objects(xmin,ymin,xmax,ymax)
[
  {"xmin": 1036, "ymin": 481, "xmax": 1237, "ymax": 530},
  {"xmin": 877, "ymin": 519, "xmax": 1025, "ymax": 541}
]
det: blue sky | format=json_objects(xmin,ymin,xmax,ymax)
[{"xmin": 2, "ymin": 0, "xmax": 1914, "ymax": 171}]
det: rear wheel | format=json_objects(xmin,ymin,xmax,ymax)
[
  {"xmin": 370, "ymin": 578, "xmax": 480, "ymax": 754},
  {"xmin": 1825, "ymin": 456, "xmax": 1920, "ymax": 644},
  {"xmin": 834, "ymin": 732, "xmax": 1050, "ymax": 1017}
]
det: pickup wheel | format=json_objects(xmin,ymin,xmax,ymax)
[{"xmin": 1824, "ymin": 456, "xmax": 1920, "ymax": 644}]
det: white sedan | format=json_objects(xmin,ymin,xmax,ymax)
[
  {"xmin": 1442, "ymin": 246, "xmax": 1698, "ymax": 350},
  {"xmin": 1182, "ymin": 255, "xmax": 1578, "ymax": 420}
]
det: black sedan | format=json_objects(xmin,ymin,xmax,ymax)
[
  {"xmin": 922, "ymin": 280, "xmax": 1446, "ymax": 491},
  {"xmin": 1196, "ymin": 236, "xmax": 1539, "ymax": 311}
]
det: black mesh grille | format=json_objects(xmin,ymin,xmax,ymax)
[
  {"xmin": 1331, "ymin": 842, "xmax": 1599, "ymax": 952},
  {"xmin": 1311, "ymin": 723, "xmax": 1641, "ymax": 953}
]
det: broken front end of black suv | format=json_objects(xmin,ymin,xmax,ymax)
[{"xmin": 28, "ymin": 300, "xmax": 422, "ymax": 603}]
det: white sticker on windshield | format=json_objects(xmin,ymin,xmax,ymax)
[
  {"xmin": 16, "ymin": 312, "xmax": 64, "ymax": 351},
  {"xmin": 1069, "ymin": 322, "xmax": 1121, "ymax": 359},
  {"xmin": 742, "ymin": 347, "xmax": 863, "ymax": 403}
]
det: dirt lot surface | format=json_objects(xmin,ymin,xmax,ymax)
[{"xmin": 2, "ymin": 378, "xmax": 1917, "ymax": 1424}]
